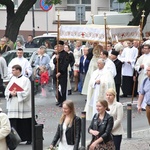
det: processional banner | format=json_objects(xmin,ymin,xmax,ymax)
[{"xmin": 59, "ymin": 25, "xmax": 140, "ymax": 43}]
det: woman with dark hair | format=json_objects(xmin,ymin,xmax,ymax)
[
  {"xmin": 88, "ymin": 99, "xmax": 115, "ymax": 150},
  {"xmin": 45, "ymin": 40, "xmax": 52, "ymax": 49},
  {"xmin": 49, "ymin": 100, "xmax": 81, "ymax": 150}
]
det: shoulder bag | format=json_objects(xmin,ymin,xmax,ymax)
[{"xmin": 6, "ymin": 127, "xmax": 21, "ymax": 150}]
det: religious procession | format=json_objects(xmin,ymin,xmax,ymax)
[{"xmin": 1, "ymin": 8, "xmax": 150, "ymax": 150}]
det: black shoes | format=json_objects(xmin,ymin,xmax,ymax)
[
  {"xmin": 56, "ymin": 102, "xmax": 60, "ymax": 106},
  {"xmin": 56, "ymin": 102, "xmax": 62, "ymax": 107},
  {"xmin": 68, "ymin": 90, "xmax": 72, "ymax": 95},
  {"xmin": 26, "ymin": 141, "xmax": 32, "ymax": 145},
  {"xmin": 58, "ymin": 103, "xmax": 62, "ymax": 107},
  {"xmin": 120, "ymin": 94, "xmax": 127, "ymax": 98}
]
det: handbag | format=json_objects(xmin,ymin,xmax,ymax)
[{"xmin": 6, "ymin": 127, "xmax": 21, "ymax": 150}]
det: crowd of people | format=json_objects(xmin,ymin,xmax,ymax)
[{"xmin": 1, "ymin": 33, "xmax": 150, "ymax": 150}]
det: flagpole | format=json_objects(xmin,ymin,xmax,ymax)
[
  {"xmin": 104, "ymin": 12, "xmax": 107, "ymax": 49},
  {"xmin": 56, "ymin": 9, "xmax": 60, "ymax": 101}
]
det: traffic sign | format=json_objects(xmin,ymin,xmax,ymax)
[{"xmin": 40, "ymin": 0, "xmax": 53, "ymax": 11}]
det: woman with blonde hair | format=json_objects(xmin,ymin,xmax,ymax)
[
  {"xmin": 106, "ymin": 88, "xmax": 124, "ymax": 150},
  {"xmin": 49, "ymin": 100, "xmax": 81, "ymax": 150},
  {"xmin": 88, "ymin": 100, "xmax": 115, "ymax": 150}
]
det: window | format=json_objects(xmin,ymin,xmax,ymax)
[
  {"xmin": 67, "ymin": 0, "xmax": 79, "ymax": 4},
  {"xmin": 67, "ymin": 0, "xmax": 91, "ymax": 11}
]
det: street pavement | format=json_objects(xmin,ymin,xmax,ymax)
[{"xmin": 0, "ymin": 89, "xmax": 150, "ymax": 150}]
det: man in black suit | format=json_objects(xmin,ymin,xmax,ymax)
[
  {"xmin": 53, "ymin": 41, "xmax": 69, "ymax": 107},
  {"xmin": 110, "ymin": 50, "xmax": 122, "ymax": 102}
]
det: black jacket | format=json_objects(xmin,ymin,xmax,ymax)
[
  {"xmin": 0, "ymin": 45, "xmax": 11, "ymax": 54},
  {"xmin": 88, "ymin": 112, "xmax": 114, "ymax": 143},
  {"xmin": 113, "ymin": 59, "xmax": 122, "ymax": 85},
  {"xmin": 25, "ymin": 41, "xmax": 37, "ymax": 48},
  {"xmin": 53, "ymin": 50, "xmax": 69, "ymax": 78},
  {"xmin": 51, "ymin": 116, "xmax": 81, "ymax": 150}
]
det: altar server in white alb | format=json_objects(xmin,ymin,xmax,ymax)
[
  {"xmin": 7, "ymin": 48, "xmax": 32, "ymax": 79},
  {"xmin": 84, "ymin": 58, "xmax": 115, "ymax": 120},
  {"xmin": 100, "ymin": 50, "xmax": 117, "ymax": 77},
  {"xmin": 120, "ymin": 40, "xmax": 138, "ymax": 97},
  {"xmin": 5, "ymin": 65, "xmax": 32, "ymax": 144}
]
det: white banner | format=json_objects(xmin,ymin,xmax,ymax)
[{"xmin": 59, "ymin": 25, "xmax": 140, "ymax": 42}]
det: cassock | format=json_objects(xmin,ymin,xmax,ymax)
[
  {"xmin": 5, "ymin": 75, "xmax": 32, "ymax": 142},
  {"xmin": 8, "ymin": 57, "xmax": 32, "ymax": 78},
  {"xmin": 120, "ymin": 46, "xmax": 138, "ymax": 95},
  {"xmin": 53, "ymin": 50, "xmax": 69, "ymax": 104},
  {"xmin": 135, "ymin": 53, "xmax": 150, "ymax": 109},
  {"xmin": 84, "ymin": 68, "xmax": 115, "ymax": 120}
]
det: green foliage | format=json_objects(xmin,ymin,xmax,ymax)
[
  {"xmin": 45, "ymin": 0, "xmax": 62, "ymax": 5},
  {"xmin": 121, "ymin": 2, "xmax": 131, "ymax": 13}
]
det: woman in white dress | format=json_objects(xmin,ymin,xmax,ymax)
[
  {"xmin": 82, "ymin": 45, "xmax": 103, "ymax": 95},
  {"xmin": 49, "ymin": 100, "xmax": 81, "ymax": 150}
]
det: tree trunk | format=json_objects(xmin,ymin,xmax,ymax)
[
  {"xmin": 128, "ymin": 0, "xmax": 150, "ymax": 30},
  {"xmin": 0, "ymin": 0, "xmax": 37, "ymax": 43}
]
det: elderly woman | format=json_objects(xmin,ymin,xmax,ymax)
[
  {"xmin": 0, "ymin": 108, "xmax": 11, "ymax": 150},
  {"xmin": 106, "ymin": 88, "xmax": 124, "ymax": 150},
  {"xmin": 88, "ymin": 100, "xmax": 115, "ymax": 150}
]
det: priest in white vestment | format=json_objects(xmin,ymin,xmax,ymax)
[
  {"xmin": 135, "ymin": 44, "xmax": 150, "ymax": 109},
  {"xmin": 84, "ymin": 58, "xmax": 115, "ymax": 120},
  {"xmin": 7, "ymin": 48, "xmax": 32, "ymax": 79}
]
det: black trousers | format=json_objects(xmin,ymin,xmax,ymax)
[
  {"xmin": 115, "ymin": 84, "xmax": 121, "ymax": 102},
  {"xmin": 0, "ymin": 74, "xmax": 4, "ymax": 97},
  {"xmin": 113, "ymin": 135, "xmax": 122, "ymax": 150},
  {"xmin": 122, "ymin": 76, "xmax": 133, "ymax": 95},
  {"xmin": 10, "ymin": 118, "xmax": 32, "ymax": 142},
  {"xmin": 58, "ymin": 76, "xmax": 67, "ymax": 104}
]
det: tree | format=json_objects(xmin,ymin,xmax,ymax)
[
  {"xmin": 0, "ymin": 0, "xmax": 61, "ymax": 43},
  {"xmin": 118, "ymin": 0, "xmax": 150, "ymax": 30}
]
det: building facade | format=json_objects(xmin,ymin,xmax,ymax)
[{"xmin": 0, "ymin": 0, "xmax": 125, "ymax": 39}]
